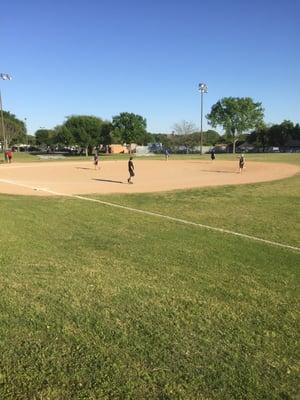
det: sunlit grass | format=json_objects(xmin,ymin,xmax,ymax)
[
  {"xmin": 5, "ymin": 151, "xmax": 300, "ymax": 165},
  {"xmin": 0, "ymin": 173, "xmax": 299, "ymax": 399}
]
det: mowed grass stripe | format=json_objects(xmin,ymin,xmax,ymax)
[
  {"xmin": 92, "ymin": 173, "xmax": 300, "ymax": 249},
  {"xmin": 73, "ymin": 194, "xmax": 300, "ymax": 252},
  {"xmin": 60, "ymin": 193, "xmax": 300, "ymax": 252},
  {"xmin": 0, "ymin": 178, "xmax": 299, "ymax": 252}
]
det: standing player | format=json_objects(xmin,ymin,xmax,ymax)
[
  {"xmin": 210, "ymin": 149, "xmax": 215, "ymax": 161},
  {"xmin": 94, "ymin": 151, "xmax": 99, "ymax": 170},
  {"xmin": 164, "ymin": 148, "xmax": 169, "ymax": 161},
  {"xmin": 238, "ymin": 153, "xmax": 245, "ymax": 173},
  {"xmin": 5, "ymin": 149, "xmax": 13, "ymax": 163},
  {"xmin": 127, "ymin": 157, "xmax": 135, "ymax": 184}
]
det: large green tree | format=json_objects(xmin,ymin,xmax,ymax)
[
  {"xmin": 99, "ymin": 121, "xmax": 114, "ymax": 146},
  {"xmin": 53, "ymin": 118, "xmax": 112, "ymax": 151},
  {"xmin": 35, "ymin": 129, "xmax": 55, "ymax": 146},
  {"xmin": 27, "ymin": 135, "xmax": 36, "ymax": 146},
  {"xmin": 267, "ymin": 120, "xmax": 294, "ymax": 146},
  {"xmin": 112, "ymin": 112, "xmax": 147, "ymax": 151},
  {"xmin": 1, "ymin": 111, "xmax": 26, "ymax": 148},
  {"xmin": 204, "ymin": 130, "xmax": 221, "ymax": 145},
  {"xmin": 206, "ymin": 97, "xmax": 264, "ymax": 153},
  {"xmin": 53, "ymin": 126, "xmax": 74, "ymax": 147},
  {"xmin": 247, "ymin": 124, "xmax": 269, "ymax": 151},
  {"xmin": 63, "ymin": 115, "xmax": 104, "ymax": 156},
  {"xmin": 248, "ymin": 120, "xmax": 300, "ymax": 149}
]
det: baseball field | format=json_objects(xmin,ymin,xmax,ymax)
[{"xmin": 0, "ymin": 153, "xmax": 299, "ymax": 399}]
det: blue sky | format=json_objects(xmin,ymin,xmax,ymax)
[{"xmin": 1, "ymin": 0, "xmax": 299, "ymax": 134}]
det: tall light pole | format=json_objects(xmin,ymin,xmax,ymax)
[
  {"xmin": 0, "ymin": 73, "xmax": 12, "ymax": 152},
  {"xmin": 198, "ymin": 82, "xmax": 208, "ymax": 155},
  {"xmin": 24, "ymin": 117, "xmax": 28, "ymax": 146}
]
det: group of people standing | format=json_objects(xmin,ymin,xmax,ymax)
[{"xmin": 92, "ymin": 150, "xmax": 246, "ymax": 185}]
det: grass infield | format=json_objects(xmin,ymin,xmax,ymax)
[{"xmin": 0, "ymin": 157, "xmax": 299, "ymax": 399}]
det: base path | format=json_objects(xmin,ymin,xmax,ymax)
[{"xmin": 0, "ymin": 159, "xmax": 299, "ymax": 196}]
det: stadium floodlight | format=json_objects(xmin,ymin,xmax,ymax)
[
  {"xmin": 0, "ymin": 73, "xmax": 12, "ymax": 81},
  {"xmin": 198, "ymin": 82, "xmax": 208, "ymax": 155},
  {"xmin": 0, "ymin": 73, "xmax": 12, "ymax": 152}
]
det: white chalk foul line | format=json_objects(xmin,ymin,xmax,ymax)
[
  {"xmin": 0, "ymin": 179, "xmax": 42, "ymax": 191},
  {"xmin": 0, "ymin": 178, "xmax": 299, "ymax": 252}
]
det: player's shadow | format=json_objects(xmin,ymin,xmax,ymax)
[
  {"xmin": 199, "ymin": 169, "xmax": 236, "ymax": 174},
  {"xmin": 92, "ymin": 178, "xmax": 123, "ymax": 184},
  {"xmin": 76, "ymin": 167, "xmax": 95, "ymax": 170},
  {"xmin": 187, "ymin": 161, "xmax": 212, "ymax": 164}
]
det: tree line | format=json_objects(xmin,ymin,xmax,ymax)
[
  {"xmin": 247, "ymin": 120, "xmax": 300, "ymax": 150},
  {"xmin": 35, "ymin": 116, "xmax": 221, "ymax": 154},
  {"xmin": 206, "ymin": 97, "xmax": 300, "ymax": 151},
  {"xmin": 1, "ymin": 97, "xmax": 299, "ymax": 154},
  {"xmin": 35, "ymin": 113, "xmax": 150, "ymax": 155}
]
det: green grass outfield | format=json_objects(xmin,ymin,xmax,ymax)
[
  {"xmin": 0, "ymin": 157, "xmax": 299, "ymax": 399},
  {"xmin": 3, "ymin": 151, "xmax": 300, "ymax": 165}
]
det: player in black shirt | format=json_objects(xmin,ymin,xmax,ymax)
[
  {"xmin": 94, "ymin": 152, "xmax": 99, "ymax": 170},
  {"xmin": 239, "ymin": 154, "xmax": 245, "ymax": 173},
  {"xmin": 128, "ymin": 157, "xmax": 135, "ymax": 184}
]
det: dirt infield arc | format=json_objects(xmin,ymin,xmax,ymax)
[{"xmin": 0, "ymin": 159, "xmax": 299, "ymax": 196}]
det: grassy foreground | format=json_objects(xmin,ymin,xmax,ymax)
[{"xmin": 0, "ymin": 175, "xmax": 299, "ymax": 399}]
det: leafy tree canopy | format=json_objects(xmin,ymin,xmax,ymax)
[
  {"xmin": 206, "ymin": 97, "xmax": 264, "ymax": 152},
  {"xmin": 248, "ymin": 120, "xmax": 300, "ymax": 148},
  {"xmin": 99, "ymin": 122, "xmax": 114, "ymax": 145},
  {"xmin": 53, "ymin": 125, "xmax": 74, "ymax": 146},
  {"xmin": 63, "ymin": 115, "xmax": 104, "ymax": 149},
  {"xmin": 112, "ymin": 112, "xmax": 147, "ymax": 145},
  {"xmin": 202, "ymin": 130, "xmax": 221, "ymax": 145},
  {"xmin": 27, "ymin": 135, "xmax": 36, "ymax": 145},
  {"xmin": 35, "ymin": 129, "xmax": 55, "ymax": 146},
  {"xmin": 1, "ymin": 111, "xmax": 26, "ymax": 146}
]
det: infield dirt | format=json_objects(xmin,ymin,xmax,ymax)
[{"xmin": 0, "ymin": 159, "xmax": 299, "ymax": 196}]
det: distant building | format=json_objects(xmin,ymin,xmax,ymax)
[{"xmin": 107, "ymin": 144, "xmax": 128, "ymax": 154}]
